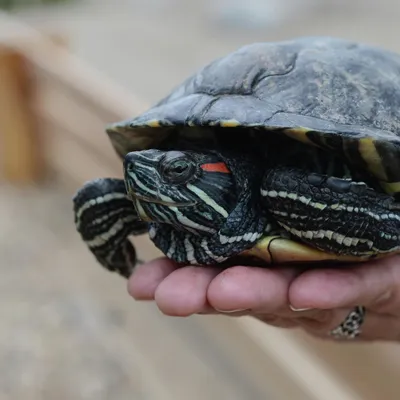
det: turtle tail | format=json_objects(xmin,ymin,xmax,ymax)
[{"xmin": 72, "ymin": 178, "xmax": 148, "ymax": 278}]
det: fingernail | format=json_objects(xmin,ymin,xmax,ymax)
[
  {"xmin": 289, "ymin": 304, "xmax": 314, "ymax": 312},
  {"xmin": 214, "ymin": 308, "xmax": 250, "ymax": 313}
]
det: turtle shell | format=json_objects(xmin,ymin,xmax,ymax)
[
  {"xmin": 105, "ymin": 36, "xmax": 400, "ymax": 264},
  {"xmin": 107, "ymin": 36, "xmax": 400, "ymax": 196}
]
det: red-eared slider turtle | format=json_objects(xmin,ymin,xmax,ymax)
[{"xmin": 73, "ymin": 36, "xmax": 400, "ymax": 280}]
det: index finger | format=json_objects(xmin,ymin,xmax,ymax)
[
  {"xmin": 288, "ymin": 255, "xmax": 400, "ymax": 313},
  {"xmin": 127, "ymin": 257, "xmax": 179, "ymax": 300}
]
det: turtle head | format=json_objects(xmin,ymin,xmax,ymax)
[{"xmin": 123, "ymin": 149, "xmax": 237, "ymax": 235}]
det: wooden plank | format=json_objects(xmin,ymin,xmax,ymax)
[
  {"xmin": 237, "ymin": 318, "xmax": 363, "ymax": 400},
  {"xmin": 291, "ymin": 330, "xmax": 400, "ymax": 400},
  {"xmin": 196, "ymin": 315, "xmax": 314, "ymax": 400},
  {"xmin": 0, "ymin": 11, "xmax": 147, "ymax": 122},
  {"xmin": 41, "ymin": 119, "xmax": 121, "ymax": 185},
  {"xmin": 35, "ymin": 72, "xmax": 121, "ymax": 165},
  {"xmin": 0, "ymin": 11, "xmax": 145, "ymax": 182},
  {"xmin": 0, "ymin": 45, "xmax": 46, "ymax": 183}
]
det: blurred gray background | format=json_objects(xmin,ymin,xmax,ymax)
[
  {"xmin": 2, "ymin": 1, "xmax": 400, "ymax": 399},
  {"xmin": 13, "ymin": 0, "xmax": 400, "ymax": 104}
]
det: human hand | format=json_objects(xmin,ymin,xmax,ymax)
[{"xmin": 127, "ymin": 255, "xmax": 400, "ymax": 342}]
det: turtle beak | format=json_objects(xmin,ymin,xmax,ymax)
[
  {"xmin": 132, "ymin": 198, "xmax": 152, "ymax": 222},
  {"xmin": 122, "ymin": 159, "xmax": 153, "ymax": 223}
]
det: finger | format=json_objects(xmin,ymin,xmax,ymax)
[
  {"xmin": 155, "ymin": 266, "xmax": 222, "ymax": 317},
  {"xmin": 127, "ymin": 257, "xmax": 179, "ymax": 300},
  {"xmin": 298, "ymin": 307, "xmax": 400, "ymax": 342},
  {"xmin": 288, "ymin": 255, "xmax": 400, "ymax": 313},
  {"xmin": 207, "ymin": 265, "xmax": 298, "ymax": 314}
]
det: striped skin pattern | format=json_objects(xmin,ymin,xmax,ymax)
[
  {"xmin": 73, "ymin": 178, "xmax": 148, "ymax": 278},
  {"xmin": 123, "ymin": 147, "xmax": 400, "ymax": 266},
  {"xmin": 124, "ymin": 149, "xmax": 270, "ymax": 265},
  {"xmin": 261, "ymin": 167, "xmax": 400, "ymax": 257},
  {"xmin": 73, "ymin": 145, "xmax": 400, "ymax": 274}
]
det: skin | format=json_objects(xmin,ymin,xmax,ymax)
[{"xmin": 127, "ymin": 255, "xmax": 400, "ymax": 342}]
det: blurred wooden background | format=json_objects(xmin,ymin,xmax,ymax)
[{"xmin": 2, "ymin": 3, "xmax": 400, "ymax": 400}]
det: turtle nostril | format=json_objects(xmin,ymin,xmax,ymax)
[
  {"xmin": 124, "ymin": 153, "xmax": 137, "ymax": 173},
  {"xmin": 127, "ymin": 162, "xmax": 135, "ymax": 172}
]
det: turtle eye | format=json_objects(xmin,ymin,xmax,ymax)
[{"xmin": 160, "ymin": 152, "xmax": 196, "ymax": 184}]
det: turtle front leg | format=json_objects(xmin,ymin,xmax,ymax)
[
  {"xmin": 260, "ymin": 166, "xmax": 400, "ymax": 258},
  {"xmin": 73, "ymin": 178, "xmax": 148, "ymax": 278}
]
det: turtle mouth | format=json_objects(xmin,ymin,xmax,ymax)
[{"xmin": 129, "ymin": 193, "xmax": 197, "ymax": 208}]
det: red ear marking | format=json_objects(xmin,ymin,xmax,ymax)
[{"xmin": 200, "ymin": 162, "xmax": 230, "ymax": 173}]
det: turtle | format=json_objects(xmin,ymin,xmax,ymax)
[{"xmin": 73, "ymin": 36, "xmax": 400, "ymax": 279}]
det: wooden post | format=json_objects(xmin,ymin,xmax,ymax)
[{"xmin": 0, "ymin": 45, "xmax": 46, "ymax": 183}]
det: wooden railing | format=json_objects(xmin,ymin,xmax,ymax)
[
  {"xmin": 1, "ymin": 11, "xmax": 400, "ymax": 400},
  {"xmin": 0, "ymin": 11, "xmax": 146, "ymax": 185}
]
